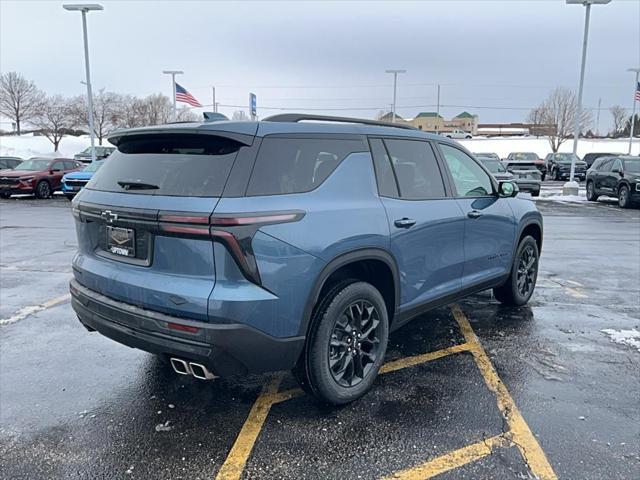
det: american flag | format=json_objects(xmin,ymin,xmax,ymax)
[
  {"xmin": 635, "ymin": 81, "xmax": 640, "ymax": 102},
  {"xmin": 175, "ymin": 82, "xmax": 202, "ymax": 107}
]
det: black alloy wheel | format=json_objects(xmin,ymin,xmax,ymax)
[
  {"xmin": 328, "ymin": 300, "xmax": 382, "ymax": 388},
  {"xmin": 35, "ymin": 180, "xmax": 51, "ymax": 199},
  {"xmin": 516, "ymin": 243, "xmax": 537, "ymax": 299}
]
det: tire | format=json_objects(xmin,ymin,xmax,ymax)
[
  {"xmin": 541, "ymin": 173, "xmax": 546, "ymax": 182},
  {"xmin": 618, "ymin": 185, "xmax": 631, "ymax": 209},
  {"xmin": 553, "ymin": 168, "xmax": 560, "ymax": 181},
  {"xmin": 493, "ymin": 235, "xmax": 539, "ymax": 306},
  {"xmin": 293, "ymin": 280, "xmax": 389, "ymax": 405},
  {"xmin": 531, "ymin": 189, "xmax": 540, "ymax": 197},
  {"xmin": 35, "ymin": 180, "xmax": 51, "ymax": 199},
  {"xmin": 0, "ymin": 192, "xmax": 10, "ymax": 199},
  {"xmin": 586, "ymin": 181, "xmax": 598, "ymax": 201},
  {"xmin": 465, "ymin": 135, "xmax": 472, "ymax": 139}
]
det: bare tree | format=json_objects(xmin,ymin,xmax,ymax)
[
  {"xmin": 526, "ymin": 107, "xmax": 545, "ymax": 137},
  {"xmin": 529, "ymin": 88, "xmax": 592, "ymax": 152},
  {"xmin": 0, "ymin": 72, "xmax": 44, "ymax": 134},
  {"xmin": 609, "ymin": 105, "xmax": 626, "ymax": 137},
  {"xmin": 70, "ymin": 89, "xmax": 122, "ymax": 144},
  {"xmin": 232, "ymin": 110, "xmax": 248, "ymax": 121},
  {"xmin": 141, "ymin": 93, "xmax": 173, "ymax": 125},
  {"xmin": 31, "ymin": 95, "xmax": 75, "ymax": 151},
  {"xmin": 176, "ymin": 106, "xmax": 199, "ymax": 122}
]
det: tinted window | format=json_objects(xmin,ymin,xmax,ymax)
[
  {"xmin": 600, "ymin": 158, "xmax": 615, "ymax": 171},
  {"xmin": 624, "ymin": 159, "xmax": 640, "ymax": 173},
  {"xmin": 64, "ymin": 161, "xmax": 77, "ymax": 170},
  {"xmin": 611, "ymin": 158, "xmax": 623, "ymax": 172},
  {"xmin": 88, "ymin": 134, "xmax": 241, "ymax": 197},
  {"xmin": 439, "ymin": 144, "xmax": 494, "ymax": 197},
  {"xmin": 383, "ymin": 139, "xmax": 446, "ymax": 199},
  {"xmin": 51, "ymin": 161, "xmax": 64, "ymax": 171},
  {"xmin": 246, "ymin": 137, "xmax": 365, "ymax": 196},
  {"xmin": 368, "ymin": 138, "xmax": 398, "ymax": 197}
]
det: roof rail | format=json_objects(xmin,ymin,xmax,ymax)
[{"xmin": 262, "ymin": 113, "xmax": 417, "ymax": 130}]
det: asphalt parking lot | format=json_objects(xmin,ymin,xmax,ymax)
[{"xmin": 1, "ymin": 192, "xmax": 639, "ymax": 480}]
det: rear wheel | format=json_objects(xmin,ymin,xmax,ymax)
[
  {"xmin": 493, "ymin": 235, "xmax": 539, "ymax": 306},
  {"xmin": 35, "ymin": 180, "xmax": 51, "ymax": 199},
  {"xmin": 586, "ymin": 181, "xmax": 598, "ymax": 201},
  {"xmin": 553, "ymin": 168, "xmax": 560, "ymax": 181},
  {"xmin": 0, "ymin": 192, "xmax": 10, "ymax": 199},
  {"xmin": 293, "ymin": 281, "xmax": 389, "ymax": 405},
  {"xmin": 618, "ymin": 185, "xmax": 631, "ymax": 208}
]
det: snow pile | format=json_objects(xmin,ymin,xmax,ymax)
[
  {"xmin": 0, "ymin": 134, "xmax": 92, "ymax": 159},
  {"xmin": 459, "ymin": 137, "xmax": 638, "ymax": 158},
  {"xmin": 535, "ymin": 194, "xmax": 588, "ymax": 204},
  {"xmin": 601, "ymin": 329, "xmax": 640, "ymax": 352}
]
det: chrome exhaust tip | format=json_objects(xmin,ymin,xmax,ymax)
[
  {"xmin": 170, "ymin": 357, "xmax": 190, "ymax": 376},
  {"xmin": 189, "ymin": 362, "xmax": 217, "ymax": 380}
]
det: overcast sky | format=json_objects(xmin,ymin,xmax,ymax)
[{"xmin": 1, "ymin": 0, "xmax": 639, "ymax": 130}]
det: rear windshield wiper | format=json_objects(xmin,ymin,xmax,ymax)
[{"xmin": 117, "ymin": 180, "xmax": 159, "ymax": 190}]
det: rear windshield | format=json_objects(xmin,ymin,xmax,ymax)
[
  {"xmin": 87, "ymin": 134, "xmax": 241, "ymax": 197},
  {"xmin": 510, "ymin": 153, "xmax": 538, "ymax": 161},
  {"xmin": 480, "ymin": 159, "xmax": 506, "ymax": 173}
]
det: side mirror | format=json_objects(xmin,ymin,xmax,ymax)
[{"xmin": 499, "ymin": 181, "xmax": 519, "ymax": 198}]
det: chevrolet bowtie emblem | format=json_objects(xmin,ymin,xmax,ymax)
[{"xmin": 101, "ymin": 210, "xmax": 118, "ymax": 224}]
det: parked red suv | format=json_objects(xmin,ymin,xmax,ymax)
[{"xmin": 0, "ymin": 157, "xmax": 83, "ymax": 199}]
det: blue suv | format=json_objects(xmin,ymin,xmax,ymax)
[{"xmin": 70, "ymin": 114, "xmax": 542, "ymax": 404}]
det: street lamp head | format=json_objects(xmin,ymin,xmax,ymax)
[
  {"xmin": 63, "ymin": 4, "xmax": 104, "ymax": 11},
  {"xmin": 385, "ymin": 69, "xmax": 407, "ymax": 74},
  {"xmin": 565, "ymin": 0, "xmax": 611, "ymax": 5},
  {"xmin": 163, "ymin": 70, "xmax": 184, "ymax": 75},
  {"xmin": 627, "ymin": 67, "xmax": 640, "ymax": 73}
]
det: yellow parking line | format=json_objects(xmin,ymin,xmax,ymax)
[
  {"xmin": 565, "ymin": 287, "xmax": 588, "ymax": 299},
  {"xmin": 380, "ymin": 342, "xmax": 471, "ymax": 374},
  {"xmin": 271, "ymin": 343, "xmax": 471, "ymax": 405},
  {"xmin": 451, "ymin": 305, "xmax": 557, "ymax": 480},
  {"xmin": 215, "ymin": 373, "xmax": 284, "ymax": 480},
  {"xmin": 380, "ymin": 434, "xmax": 510, "ymax": 480}
]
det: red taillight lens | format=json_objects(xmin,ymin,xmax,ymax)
[
  {"xmin": 167, "ymin": 322, "xmax": 200, "ymax": 334},
  {"xmin": 157, "ymin": 210, "xmax": 305, "ymax": 286}
]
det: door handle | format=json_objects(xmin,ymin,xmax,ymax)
[
  {"xmin": 394, "ymin": 218, "xmax": 416, "ymax": 229},
  {"xmin": 467, "ymin": 210, "xmax": 483, "ymax": 219}
]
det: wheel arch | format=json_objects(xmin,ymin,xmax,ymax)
[
  {"xmin": 298, "ymin": 248, "xmax": 400, "ymax": 337},
  {"xmin": 517, "ymin": 220, "xmax": 543, "ymax": 254}
]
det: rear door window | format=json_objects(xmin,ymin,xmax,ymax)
[
  {"xmin": 246, "ymin": 137, "xmax": 366, "ymax": 196},
  {"xmin": 88, "ymin": 134, "xmax": 242, "ymax": 197},
  {"xmin": 368, "ymin": 138, "xmax": 399, "ymax": 197},
  {"xmin": 383, "ymin": 139, "xmax": 446, "ymax": 199}
]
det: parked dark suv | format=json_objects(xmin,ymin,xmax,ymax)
[
  {"xmin": 586, "ymin": 155, "xmax": 640, "ymax": 208},
  {"xmin": 70, "ymin": 114, "xmax": 543, "ymax": 404}
]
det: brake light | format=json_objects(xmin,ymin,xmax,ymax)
[{"xmin": 158, "ymin": 210, "xmax": 305, "ymax": 285}]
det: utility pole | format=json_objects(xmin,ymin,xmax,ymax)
[
  {"xmin": 595, "ymin": 97, "xmax": 601, "ymax": 136},
  {"xmin": 63, "ymin": 3, "xmax": 103, "ymax": 162},
  {"xmin": 627, "ymin": 68, "xmax": 640, "ymax": 154},
  {"xmin": 212, "ymin": 87, "xmax": 216, "ymax": 112},
  {"xmin": 564, "ymin": 0, "xmax": 611, "ymax": 195},
  {"xmin": 436, "ymin": 84, "xmax": 441, "ymax": 117},
  {"xmin": 385, "ymin": 69, "xmax": 406, "ymax": 122},
  {"xmin": 162, "ymin": 70, "xmax": 183, "ymax": 120}
]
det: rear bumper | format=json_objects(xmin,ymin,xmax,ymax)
[
  {"xmin": 69, "ymin": 279, "xmax": 305, "ymax": 376},
  {"xmin": 514, "ymin": 180, "xmax": 541, "ymax": 192}
]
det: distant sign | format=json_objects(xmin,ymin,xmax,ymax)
[{"xmin": 249, "ymin": 93, "xmax": 257, "ymax": 117}]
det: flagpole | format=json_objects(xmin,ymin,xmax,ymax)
[
  {"xmin": 162, "ymin": 70, "xmax": 183, "ymax": 120},
  {"xmin": 628, "ymin": 68, "xmax": 640, "ymax": 155}
]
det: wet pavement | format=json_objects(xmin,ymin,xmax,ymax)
[{"xmin": 1, "ymin": 194, "xmax": 639, "ymax": 479}]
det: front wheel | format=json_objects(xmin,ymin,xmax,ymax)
[
  {"xmin": 0, "ymin": 192, "xmax": 10, "ymax": 199},
  {"xmin": 493, "ymin": 235, "xmax": 539, "ymax": 306},
  {"xmin": 586, "ymin": 181, "xmax": 598, "ymax": 201},
  {"xmin": 294, "ymin": 281, "xmax": 389, "ymax": 405},
  {"xmin": 618, "ymin": 185, "xmax": 631, "ymax": 208},
  {"xmin": 35, "ymin": 180, "xmax": 51, "ymax": 199}
]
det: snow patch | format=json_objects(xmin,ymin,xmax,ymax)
[{"xmin": 601, "ymin": 328, "xmax": 640, "ymax": 352}]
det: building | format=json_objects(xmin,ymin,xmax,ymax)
[{"xmin": 378, "ymin": 111, "xmax": 479, "ymax": 135}]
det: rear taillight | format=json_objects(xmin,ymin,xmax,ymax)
[
  {"xmin": 158, "ymin": 210, "xmax": 304, "ymax": 286},
  {"xmin": 167, "ymin": 322, "xmax": 200, "ymax": 334}
]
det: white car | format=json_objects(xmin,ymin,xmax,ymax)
[{"xmin": 441, "ymin": 129, "xmax": 472, "ymax": 139}]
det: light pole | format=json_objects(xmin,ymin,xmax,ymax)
[
  {"xmin": 627, "ymin": 68, "xmax": 640, "ymax": 154},
  {"xmin": 564, "ymin": 0, "xmax": 611, "ymax": 195},
  {"xmin": 63, "ymin": 3, "xmax": 103, "ymax": 163},
  {"xmin": 162, "ymin": 70, "xmax": 184, "ymax": 119},
  {"xmin": 385, "ymin": 69, "xmax": 406, "ymax": 123}
]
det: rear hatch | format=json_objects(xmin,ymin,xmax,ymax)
[
  {"xmin": 505, "ymin": 162, "xmax": 542, "ymax": 181},
  {"xmin": 72, "ymin": 129, "xmax": 253, "ymax": 320}
]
